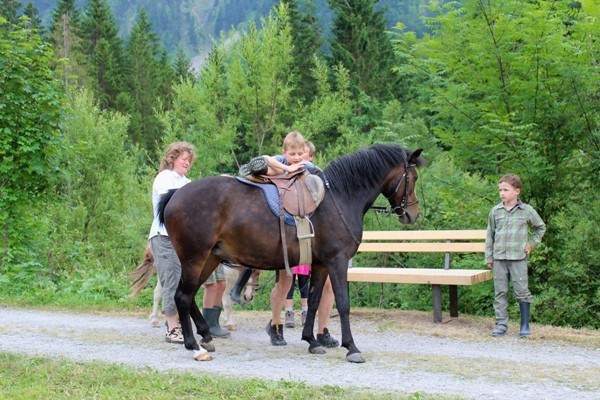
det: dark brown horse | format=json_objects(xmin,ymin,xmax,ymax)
[{"xmin": 158, "ymin": 144, "xmax": 424, "ymax": 362}]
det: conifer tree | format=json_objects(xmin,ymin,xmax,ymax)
[
  {"xmin": 123, "ymin": 9, "xmax": 172, "ymax": 151},
  {"xmin": 23, "ymin": 3, "xmax": 43, "ymax": 34},
  {"xmin": 173, "ymin": 48, "xmax": 195, "ymax": 84},
  {"xmin": 283, "ymin": 0, "xmax": 323, "ymax": 103},
  {"xmin": 327, "ymin": 0, "xmax": 399, "ymax": 101},
  {"xmin": 0, "ymin": 0, "xmax": 21, "ymax": 25},
  {"xmin": 49, "ymin": 0, "xmax": 85, "ymax": 87},
  {"xmin": 79, "ymin": 0, "xmax": 124, "ymax": 109}
]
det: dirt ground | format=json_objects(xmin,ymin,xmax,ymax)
[{"xmin": 1, "ymin": 306, "xmax": 598, "ymax": 399}]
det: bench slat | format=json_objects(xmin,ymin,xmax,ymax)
[
  {"xmin": 347, "ymin": 268, "xmax": 492, "ymax": 285},
  {"xmin": 361, "ymin": 230, "xmax": 487, "ymax": 241},
  {"xmin": 357, "ymin": 242, "xmax": 485, "ymax": 253}
]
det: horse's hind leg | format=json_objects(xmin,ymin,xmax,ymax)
[
  {"xmin": 175, "ymin": 256, "xmax": 217, "ymax": 361},
  {"xmin": 179, "ymin": 254, "xmax": 221, "ymax": 357},
  {"xmin": 302, "ymin": 265, "xmax": 326, "ymax": 354},
  {"xmin": 190, "ymin": 299, "xmax": 215, "ymax": 352},
  {"xmin": 150, "ymin": 279, "xmax": 162, "ymax": 327}
]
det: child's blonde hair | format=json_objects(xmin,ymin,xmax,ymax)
[
  {"xmin": 282, "ymin": 131, "xmax": 306, "ymax": 151},
  {"xmin": 159, "ymin": 142, "xmax": 196, "ymax": 172},
  {"xmin": 305, "ymin": 140, "xmax": 316, "ymax": 157},
  {"xmin": 498, "ymin": 174, "xmax": 522, "ymax": 190}
]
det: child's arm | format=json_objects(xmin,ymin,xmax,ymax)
[
  {"xmin": 264, "ymin": 156, "xmax": 307, "ymax": 174},
  {"xmin": 484, "ymin": 209, "xmax": 495, "ymax": 267},
  {"xmin": 527, "ymin": 208, "xmax": 546, "ymax": 252}
]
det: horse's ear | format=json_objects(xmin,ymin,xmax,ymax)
[{"xmin": 409, "ymin": 148, "xmax": 423, "ymax": 164}]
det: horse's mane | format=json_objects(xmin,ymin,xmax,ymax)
[{"xmin": 323, "ymin": 144, "xmax": 423, "ymax": 194}]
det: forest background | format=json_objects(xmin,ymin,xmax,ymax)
[{"xmin": 1, "ymin": 0, "xmax": 598, "ymax": 329}]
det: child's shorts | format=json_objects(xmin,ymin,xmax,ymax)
[{"xmin": 291, "ymin": 264, "xmax": 311, "ymax": 275}]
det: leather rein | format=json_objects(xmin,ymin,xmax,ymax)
[{"xmin": 320, "ymin": 159, "xmax": 416, "ymax": 245}]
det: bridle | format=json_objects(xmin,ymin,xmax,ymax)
[{"xmin": 380, "ymin": 160, "xmax": 418, "ymax": 217}]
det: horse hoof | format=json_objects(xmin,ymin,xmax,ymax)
[
  {"xmin": 150, "ymin": 319, "xmax": 161, "ymax": 328},
  {"xmin": 346, "ymin": 353, "xmax": 366, "ymax": 363},
  {"xmin": 193, "ymin": 349, "xmax": 213, "ymax": 361},
  {"xmin": 309, "ymin": 345, "xmax": 326, "ymax": 355},
  {"xmin": 200, "ymin": 341, "xmax": 216, "ymax": 352},
  {"xmin": 224, "ymin": 324, "xmax": 237, "ymax": 331}
]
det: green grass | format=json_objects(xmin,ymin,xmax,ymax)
[{"xmin": 0, "ymin": 353, "xmax": 446, "ymax": 400}]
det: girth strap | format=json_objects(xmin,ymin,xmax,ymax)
[{"xmin": 278, "ymin": 178, "xmax": 296, "ymax": 276}]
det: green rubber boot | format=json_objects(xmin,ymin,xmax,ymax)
[{"xmin": 202, "ymin": 307, "xmax": 230, "ymax": 338}]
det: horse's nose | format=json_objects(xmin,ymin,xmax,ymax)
[{"xmin": 244, "ymin": 294, "xmax": 253, "ymax": 302}]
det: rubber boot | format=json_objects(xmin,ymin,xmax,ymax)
[
  {"xmin": 202, "ymin": 307, "xmax": 230, "ymax": 338},
  {"xmin": 491, "ymin": 324, "xmax": 507, "ymax": 337},
  {"xmin": 519, "ymin": 302, "xmax": 531, "ymax": 338}
]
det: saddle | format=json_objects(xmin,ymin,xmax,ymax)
[
  {"xmin": 243, "ymin": 169, "xmax": 325, "ymax": 275},
  {"xmin": 266, "ymin": 170, "xmax": 323, "ymax": 216}
]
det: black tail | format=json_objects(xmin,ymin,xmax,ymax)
[{"xmin": 157, "ymin": 188, "xmax": 178, "ymax": 225}]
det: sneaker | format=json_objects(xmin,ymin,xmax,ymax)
[
  {"xmin": 285, "ymin": 311, "xmax": 295, "ymax": 328},
  {"xmin": 491, "ymin": 324, "xmax": 507, "ymax": 337},
  {"xmin": 266, "ymin": 320, "xmax": 287, "ymax": 346},
  {"xmin": 239, "ymin": 156, "xmax": 268, "ymax": 177},
  {"xmin": 316, "ymin": 327, "xmax": 339, "ymax": 348},
  {"xmin": 165, "ymin": 326, "xmax": 184, "ymax": 344},
  {"xmin": 301, "ymin": 310, "xmax": 307, "ymax": 326}
]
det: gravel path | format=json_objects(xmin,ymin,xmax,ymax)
[{"xmin": 1, "ymin": 306, "xmax": 598, "ymax": 399}]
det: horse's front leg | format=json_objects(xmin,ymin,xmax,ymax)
[
  {"xmin": 328, "ymin": 259, "xmax": 365, "ymax": 363},
  {"xmin": 302, "ymin": 265, "xmax": 326, "ymax": 354}
]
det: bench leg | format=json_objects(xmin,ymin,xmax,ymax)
[
  {"xmin": 449, "ymin": 285, "xmax": 458, "ymax": 318},
  {"xmin": 432, "ymin": 284, "xmax": 442, "ymax": 323}
]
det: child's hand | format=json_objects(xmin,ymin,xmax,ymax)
[
  {"xmin": 525, "ymin": 243, "xmax": 533, "ymax": 254},
  {"xmin": 288, "ymin": 161, "xmax": 307, "ymax": 172},
  {"xmin": 487, "ymin": 263, "xmax": 493, "ymax": 269}
]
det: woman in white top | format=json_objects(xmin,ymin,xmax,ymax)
[{"xmin": 148, "ymin": 142, "xmax": 196, "ymax": 343}]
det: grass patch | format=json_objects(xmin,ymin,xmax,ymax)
[{"xmin": 0, "ymin": 353, "xmax": 449, "ymax": 400}]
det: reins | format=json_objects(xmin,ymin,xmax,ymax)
[{"xmin": 321, "ymin": 172, "xmax": 362, "ymax": 245}]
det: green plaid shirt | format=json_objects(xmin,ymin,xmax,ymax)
[{"xmin": 485, "ymin": 200, "xmax": 546, "ymax": 263}]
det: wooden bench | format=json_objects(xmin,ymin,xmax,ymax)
[{"xmin": 347, "ymin": 230, "xmax": 492, "ymax": 323}]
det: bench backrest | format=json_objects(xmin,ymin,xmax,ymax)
[
  {"xmin": 358, "ymin": 230, "xmax": 486, "ymax": 253},
  {"xmin": 356, "ymin": 230, "xmax": 486, "ymax": 270}
]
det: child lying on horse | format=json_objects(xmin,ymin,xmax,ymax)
[{"xmin": 239, "ymin": 131, "xmax": 319, "ymax": 178}]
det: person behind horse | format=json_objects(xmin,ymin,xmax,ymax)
[
  {"xmin": 283, "ymin": 140, "xmax": 316, "ymax": 328},
  {"xmin": 201, "ymin": 263, "xmax": 230, "ymax": 339},
  {"xmin": 149, "ymin": 142, "xmax": 230, "ymax": 344},
  {"xmin": 148, "ymin": 142, "xmax": 195, "ymax": 344},
  {"xmin": 243, "ymin": 132, "xmax": 337, "ymax": 347},
  {"xmin": 284, "ymin": 141, "xmax": 339, "ymax": 348}
]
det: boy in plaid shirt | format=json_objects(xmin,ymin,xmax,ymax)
[{"xmin": 485, "ymin": 174, "xmax": 546, "ymax": 337}]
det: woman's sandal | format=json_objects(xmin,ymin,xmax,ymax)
[{"xmin": 165, "ymin": 326, "xmax": 184, "ymax": 344}]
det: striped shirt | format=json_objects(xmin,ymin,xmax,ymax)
[{"xmin": 485, "ymin": 200, "xmax": 546, "ymax": 263}]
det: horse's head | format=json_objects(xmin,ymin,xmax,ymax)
[
  {"xmin": 383, "ymin": 148, "xmax": 423, "ymax": 224},
  {"xmin": 242, "ymin": 270, "xmax": 261, "ymax": 302}
]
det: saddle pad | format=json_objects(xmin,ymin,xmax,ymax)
[{"xmin": 236, "ymin": 177, "xmax": 295, "ymax": 226}]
